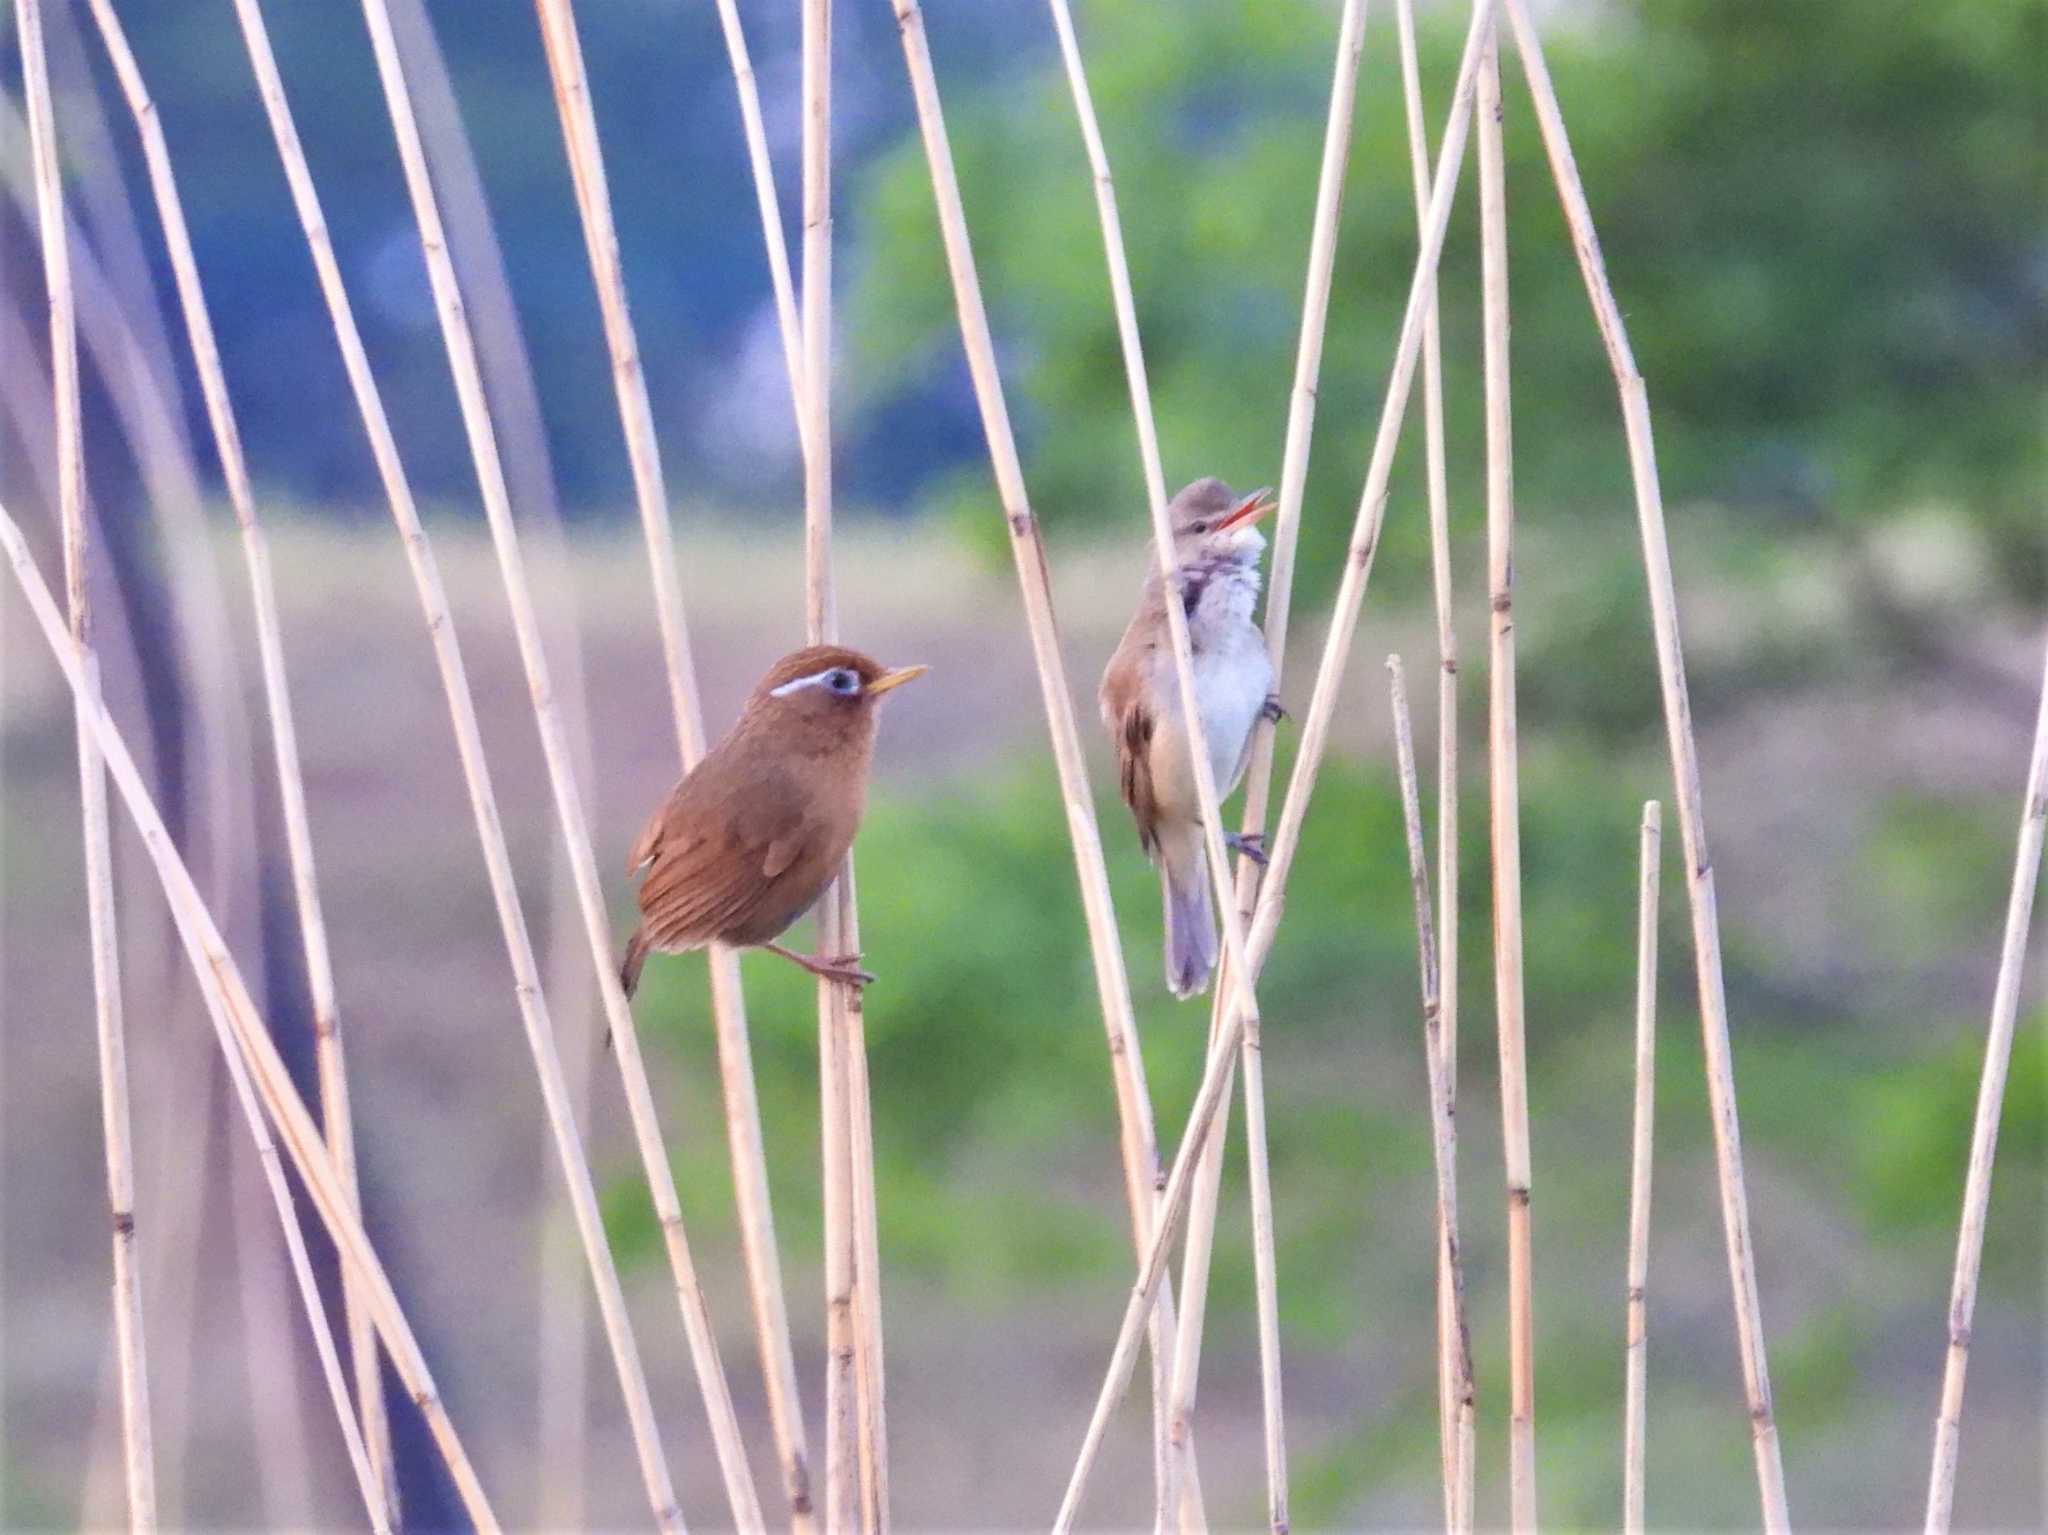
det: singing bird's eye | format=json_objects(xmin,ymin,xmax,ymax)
[
  {"xmin": 1189, "ymin": 520, "xmax": 1209, "ymax": 534},
  {"xmin": 827, "ymin": 669, "xmax": 859, "ymax": 695}
]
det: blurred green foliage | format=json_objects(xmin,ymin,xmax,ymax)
[{"xmin": 851, "ymin": 0, "xmax": 2046, "ymax": 602}]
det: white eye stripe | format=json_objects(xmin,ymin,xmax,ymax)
[{"xmin": 770, "ymin": 666, "xmax": 854, "ymax": 698}]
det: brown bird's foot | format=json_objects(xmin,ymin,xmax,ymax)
[
  {"xmin": 1227, "ymin": 831, "xmax": 1269, "ymax": 867},
  {"xmin": 765, "ymin": 942, "xmax": 876, "ymax": 988},
  {"xmin": 1261, "ymin": 693, "xmax": 1288, "ymax": 724}
]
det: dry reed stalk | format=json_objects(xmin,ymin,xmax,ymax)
[
  {"xmin": 1923, "ymin": 641, "xmax": 2048, "ymax": 1532},
  {"xmin": 1626, "ymin": 801, "xmax": 1661, "ymax": 1535},
  {"xmin": 693, "ymin": 15, "xmax": 831, "ymax": 1512},
  {"xmin": 1054, "ymin": 5, "xmax": 1502, "ymax": 1521},
  {"xmin": 12, "ymin": 3, "xmax": 153, "ymax": 1524},
  {"xmin": 1391, "ymin": 0, "xmax": 1468, "ymax": 1518},
  {"xmin": 881, "ymin": 8, "xmax": 1210, "ymax": 1530},
  {"xmin": 1472, "ymin": 21, "xmax": 1538, "ymax": 1530},
  {"xmin": 1500, "ymin": 4, "xmax": 1789, "ymax": 1523},
  {"xmin": 229, "ymin": 6, "xmax": 722, "ymax": 1529},
  {"xmin": 0, "ymin": 501, "xmax": 495, "ymax": 1530},
  {"xmin": 1048, "ymin": 9, "xmax": 1286, "ymax": 1530},
  {"xmin": 75, "ymin": 2, "xmax": 393, "ymax": 1510},
  {"xmin": 1390, "ymin": 656, "xmax": 1478, "ymax": 1535},
  {"xmin": 350, "ymin": 1, "xmax": 783, "ymax": 1526},
  {"xmin": 529, "ymin": 4, "xmax": 814, "ymax": 1527},
  {"xmin": 798, "ymin": 3, "xmax": 889, "ymax": 1522},
  {"xmin": 1165, "ymin": 0, "xmax": 1369, "ymax": 1522},
  {"xmin": 707, "ymin": 0, "xmax": 808, "ymax": 458}
]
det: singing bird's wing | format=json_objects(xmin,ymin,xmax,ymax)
[
  {"xmin": 1100, "ymin": 620, "xmax": 1162, "ymax": 857},
  {"xmin": 633, "ymin": 752, "xmax": 817, "ymax": 952}
]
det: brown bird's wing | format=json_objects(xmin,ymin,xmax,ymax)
[
  {"xmin": 633, "ymin": 752, "xmax": 829, "ymax": 953},
  {"xmin": 1101, "ymin": 607, "xmax": 1164, "ymax": 857}
]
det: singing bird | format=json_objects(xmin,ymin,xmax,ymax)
[
  {"xmin": 619, "ymin": 645, "xmax": 927, "ymax": 998},
  {"xmin": 1100, "ymin": 478, "xmax": 1282, "ymax": 1000}
]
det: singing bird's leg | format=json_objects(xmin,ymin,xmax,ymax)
[
  {"xmin": 1261, "ymin": 692, "xmax": 1288, "ymax": 724},
  {"xmin": 1226, "ymin": 831, "xmax": 1269, "ymax": 867},
  {"xmin": 764, "ymin": 942, "xmax": 876, "ymax": 988}
]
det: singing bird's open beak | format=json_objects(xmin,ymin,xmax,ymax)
[
  {"xmin": 868, "ymin": 664, "xmax": 930, "ymax": 695},
  {"xmin": 1214, "ymin": 486, "xmax": 1277, "ymax": 532}
]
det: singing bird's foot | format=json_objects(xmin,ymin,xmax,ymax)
[
  {"xmin": 766, "ymin": 942, "xmax": 876, "ymax": 988},
  {"xmin": 1227, "ymin": 831, "xmax": 1269, "ymax": 867},
  {"xmin": 1261, "ymin": 693, "xmax": 1288, "ymax": 724}
]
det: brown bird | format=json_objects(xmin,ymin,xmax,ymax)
[
  {"xmin": 619, "ymin": 644, "xmax": 927, "ymax": 998},
  {"xmin": 1100, "ymin": 478, "xmax": 1281, "ymax": 999}
]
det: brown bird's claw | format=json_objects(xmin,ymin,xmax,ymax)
[
  {"xmin": 814, "ymin": 951, "xmax": 877, "ymax": 988},
  {"xmin": 1261, "ymin": 693, "xmax": 1288, "ymax": 724},
  {"xmin": 766, "ymin": 942, "xmax": 876, "ymax": 988},
  {"xmin": 1227, "ymin": 831, "xmax": 1269, "ymax": 867}
]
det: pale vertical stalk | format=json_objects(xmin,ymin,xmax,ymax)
[
  {"xmin": 799, "ymin": 3, "xmax": 885, "ymax": 1524},
  {"xmin": 1501, "ymin": 5, "xmax": 1789, "ymax": 1524},
  {"xmin": 882, "ymin": 8, "xmax": 1207, "ymax": 1529},
  {"xmin": 530, "ymin": 4, "xmax": 808, "ymax": 1526},
  {"xmin": 1390, "ymin": 656, "xmax": 1478, "ymax": 1535},
  {"xmin": 1625, "ymin": 801, "xmax": 1661, "ymax": 1535},
  {"xmin": 1, "ymin": 502, "xmax": 494, "ymax": 1530},
  {"xmin": 13, "ymin": 3, "xmax": 153, "ymax": 1525},
  {"xmin": 1473, "ymin": 21, "xmax": 1536, "ymax": 1530},
  {"xmin": 707, "ymin": 0, "xmax": 808, "ymax": 459},
  {"xmin": 1166, "ymin": 0, "xmax": 1369, "ymax": 1508},
  {"xmin": 1393, "ymin": 0, "xmax": 1467, "ymax": 1519},
  {"xmin": 1057, "ymin": 9, "xmax": 1502, "ymax": 1523},
  {"xmin": 1042, "ymin": 6, "xmax": 1287, "ymax": 1522},
  {"xmin": 1924, "ymin": 641, "xmax": 2048, "ymax": 1532},
  {"xmin": 77, "ymin": 3, "xmax": 393, "ymax": 1512},
  {"xmin": 352, "ymin": 0, "xmax": 770, "ymax": 1525},
  {"xmin": 696, "ymin": 15, "xmax": 834, "ymax": 1516}
]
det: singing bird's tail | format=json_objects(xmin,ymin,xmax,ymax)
[
  {"xmin": 1159, "ymin": 826, "xmax": 1218, "ymax": 1000},
  {"xmin": 619, "ymin": 925, "xmax": 652, "ymax": 1000}
]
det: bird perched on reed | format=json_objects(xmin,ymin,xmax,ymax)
[
  {"xmin": 619, "ymin": 644, "xmax": 927, "ymax": 998},
  {"xmin": 1100, "ymin": 478, "xmax": 1282, "ymax": 999}
]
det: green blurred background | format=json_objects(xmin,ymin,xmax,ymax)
[{"xmin": 1, "ymin": 0, "xmax": 2041, "ymax": 1529}]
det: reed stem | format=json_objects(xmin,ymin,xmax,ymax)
[
  {"xmin": 1500, "ymin": 5, "xmax": 1789, "ymax": 1523},
  {"xmin": 800, "ymin": 3, "xmax": 887, "ymax": 1525},
  {"xmin": 1625, "ymin": 801, "xmax": 1661, "ymax": 1535},
  {"xmin": 1392, "ymin": 0, "xmax": 1468, "ymax": 1517},
  {"xmin": 679, "ymin": 42, "xmax": 827, "ymax": 1500},
  {"xmin": 1473, "ymin": 18, "xmax": 1537, "ymax": 1529},
  {"xmin": 13, "ymin": 3, "xmax": 153, "ymax": 1524},
  {"xmin": 1923, "ymin": 641, "xmax": 2048, "ymax": 1532},
  {"xmin": 706, "ymin": 0, "xmax": 808, "ymax": 463},
  {"xmin": 1390, "ymin": 656, "xmax": 1478, "ymax": 1535}
]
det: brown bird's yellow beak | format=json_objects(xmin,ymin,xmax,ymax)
[
  {"xmin": 868, "ymin": 664, "xmax": 929, "ymax": 696},
  {"xmin": 1214, "ymin": 486, "xmax": 1277, "ymax": 532}
]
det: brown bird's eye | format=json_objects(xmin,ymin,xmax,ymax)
[{"xmin": 827, "ymin": 669, "xmax": 859, "ymax": 695}]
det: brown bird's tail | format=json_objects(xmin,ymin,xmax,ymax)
[
  {"xmin": 619, "ymin": 925, "xmax": 652, "ymax": 1000},
  {"xmin": 1159, "ymin": 827, "xmax": 1217, "ymax": 1000}
]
